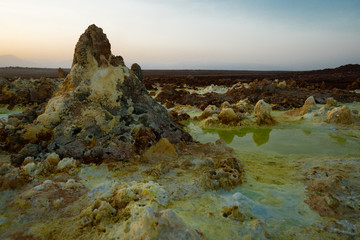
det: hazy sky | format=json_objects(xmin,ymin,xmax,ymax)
[{"xmin": 1, "ymin": 0, "xmax": 360, "ymax": 70}]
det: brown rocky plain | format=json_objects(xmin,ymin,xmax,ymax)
[{"xmin": 2, "ymin": 64, "xmax": 359, "ymax": 111}]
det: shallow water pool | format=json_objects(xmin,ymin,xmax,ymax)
[
  {"xmin": 186, "ymin": 121, "xmax": 360, "ymax": 157},
  {"xmin": 179, "ymin": 120, "xmax": 360, "ymax": 238}
]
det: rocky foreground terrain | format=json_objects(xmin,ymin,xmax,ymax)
[{"xmin": 0, "ymin": 24, "xmax": 359, "ymax": 239}]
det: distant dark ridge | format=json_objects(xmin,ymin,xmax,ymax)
[
  {"xmin": 285, "ymin": 64, "xmax": 360, "ymax": 89},
  {"xmin": 0, "ymin": 67, "xmax": 71, "ymax": 79},
  {"xmin": 142, "ymin": 69, "xmax": 289, "ymax": 77},
  {"xmin": 142, "ymin": 64, "xmax": 360, "ymax": 77},
  {"xmin": 143, "ymin": 64, "xmax": 360, "ymax": 89},
  {"xmin": 334, "ymin": 64, "xmax": 360, "ymax": 72}
]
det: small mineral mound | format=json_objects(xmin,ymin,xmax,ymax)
[
  {"xmin": 254, "ymin": 99, "xmax": 276, "ymax": 125},
  {"xmin": 286, "ymin": 96, "xmax": 318, "ymax": 116},
  {"xmin": 4, "ymin": 24, "xmax": 191, "ymax": 165},
  {"xmin": 325, "ymin": 105, "xmax": 355, "ymax": 125}
]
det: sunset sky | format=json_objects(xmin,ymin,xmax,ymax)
[{"xmin": 1, "ymin": 0, "xmax": 360, "ymax": 70}]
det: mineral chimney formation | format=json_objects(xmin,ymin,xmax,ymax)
[{"xmin": 19, "ymin": 24, "xmax": 191, "ymax": 163}]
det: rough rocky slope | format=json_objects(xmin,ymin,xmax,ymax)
[{"xmin": 2, "ymin": 24, "xmax": 191, "ymax": 165}]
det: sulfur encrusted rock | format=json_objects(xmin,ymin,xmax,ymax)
[
  {"xmin": 300, "ymin": 96, "xmax": 317, "ymax": 114},
  {"xmin": 254, "ymin": 100, "xmax": 275, "ymax": 125},
  {"xmin": 218, "ymin": 107, "xmax": 241, "ymax": 125},
  {"xmin": 8, "ymin": 24, "xmax": 191, "ymax": 165},
  {"xmin": 325, "ymin": 105, "xmax": 355, "ymax": 125},
  {"xmin": 286, "ymin": 96, "xmax": 317, "ymax": 116},
  {"xmin": 197, "ymin": 105, "xmax": 220, "ymax": 120},
  {"xmin": 200, "ymin": 156, "xmax": 243, "ymax": 190}
]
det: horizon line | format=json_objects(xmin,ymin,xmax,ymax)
[{"xmin": 1, "ymin": 63, "xmax": 359, "ymax": 73}]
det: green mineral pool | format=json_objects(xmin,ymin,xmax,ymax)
[
  {"xmin": 178, "ymin": 120, "xmax": 360, "ymax": 239},
  {"xmin": 186, "ymin": 121, "xmax": 360, "ymax": 157}
]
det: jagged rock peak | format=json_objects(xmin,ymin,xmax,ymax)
[{"xmin": 72, "ymin": 24, "xmax": 124, "ymax": 67}]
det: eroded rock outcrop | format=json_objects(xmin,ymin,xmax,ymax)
[
  {"xmin": 218, "ymin": 107, "xmax": 240, "ymax": 125},
  {"xmin": 286, "ymin": 96, "xmax": 318, "ymax": 116},
  {"xmin": 254, "ymin": 100, "xmax": 276, "ymax": 125},
  {"xmin": 196, "ymin": 105, "xmax": 220, "ymax": 120},
  {"xmin": 6, "ymin": 24, "xmax": 191, "ymax": 165},
  {"xmin": 325, "ymin": 106, "xmax": 355, "ymax": 125}
]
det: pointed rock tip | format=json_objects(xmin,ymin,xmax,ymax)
[
  {"xmin": 72, "ymin": 24, "xmax": 114, "ymax": 67},
  {"xmin": 87, "ymin": 23, "xmax": 100, "ymax": 29}
]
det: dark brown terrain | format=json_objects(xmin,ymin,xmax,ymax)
[
  {"xmin": 1, "ymin": 64, "xmax": 360, "ymax": 89},
  {"xmin": 0, "ymin": 67, "xmax": 68, "ymax": 79},
  {"xmin": 1, "ymin": 64, "xmax": 359, "ymax": 111},
  {"xmin": 145, "ymin": 65, "xmax": 360, "ymax": 110},
  {"xmin": 142, "ymin": 64, "xmax": 360, "ymax": 89}
]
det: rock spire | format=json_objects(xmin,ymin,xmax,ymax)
[{"xmin": 11, "ymin": 24, "xmax": 191, "ymax": 165}]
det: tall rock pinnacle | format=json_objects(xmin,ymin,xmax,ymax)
[
  {"xmin": 72, "ymin": 24, "xmax": 123, "ymax": 67},
  {"xmin": 14, "ymin": 24, "xmax": 191, "ymax": 164}
]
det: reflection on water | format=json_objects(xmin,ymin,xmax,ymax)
[
  {"xmin": 328, "ymin": 133, "xmax": 347, "ymax": 144},
  {"xmin": 252, "ymin": 128, "xmax": 272, "ymax": 146},
  {"xmin": 217, "ymin": 131, "xmax": 234, "ymax": 144},
  {"xmin": 302, "ymin": 129, "xmax": 312, "ymax": 136},
  {"xmin": 203, "ymin": 127, "xmax": 272, "ymax": 146},
  {"xmin": 186, "ymin": 121, "xmax": 360, "ymax": 157}
]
